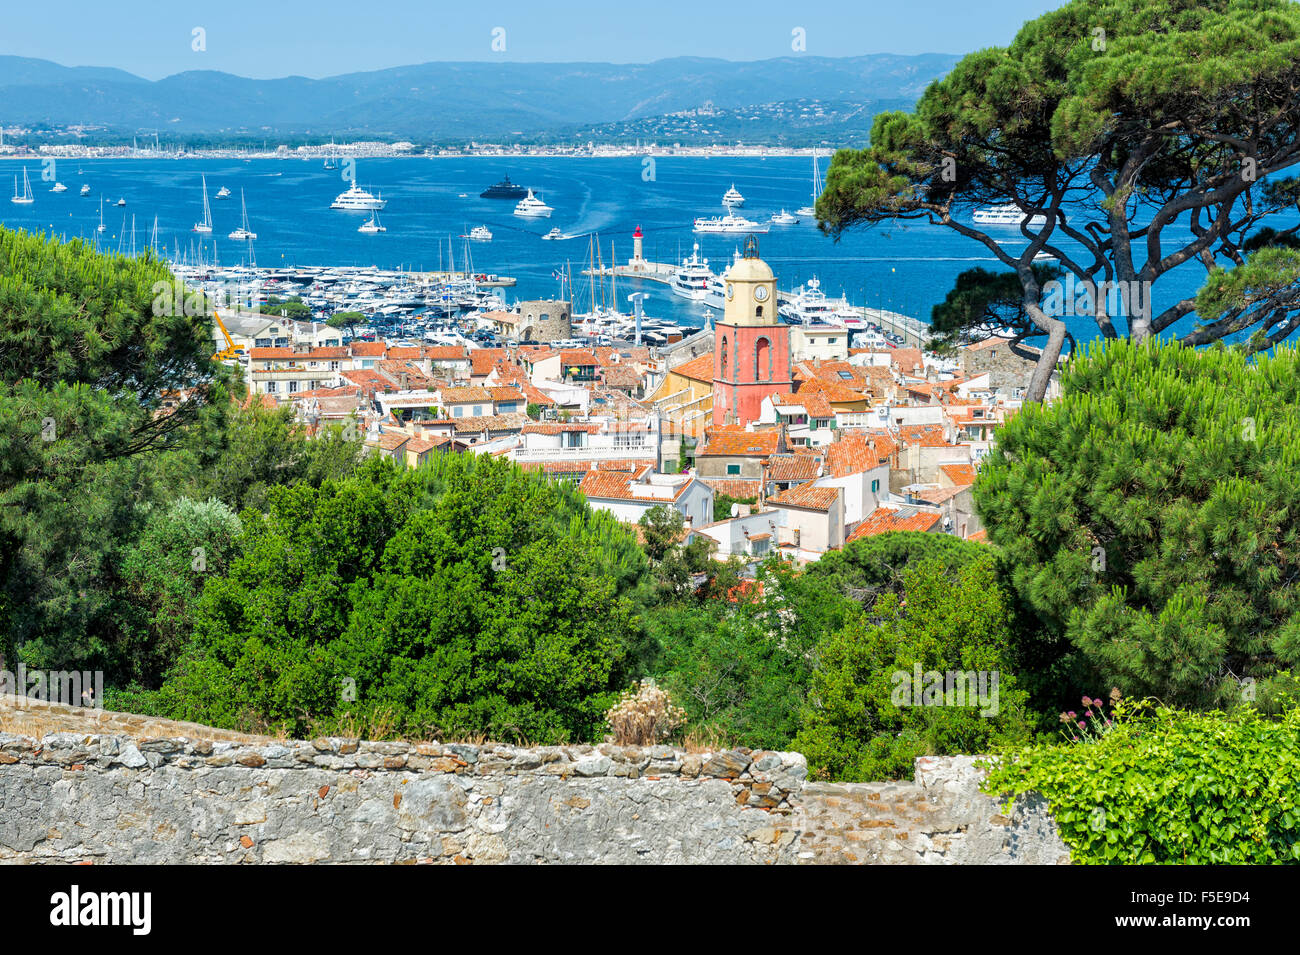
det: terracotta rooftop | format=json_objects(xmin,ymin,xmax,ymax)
[
  {"xmin": 699, "ymin": 478, "xmax": 762, "ymax": 500},
  {"xmin": 940, "ymin": 463, "xmax": 977, "ymax": 485},
  {"xmin": 668, "ymin": 353, "xmax": 715, "ymax": 382},
  {"xmin": 766, "ymin": 453, "xmax": 822, "ymax": 484},
  {"xmin": 439, "ymin": 386, "xmax": 494, "ymax": 403},
  {"xmin": 521, "ymin": 423, "xmax": 603, "ymax": 435},
  {"xmin": 699, "ymin": 428, "xmax": 782, "ymax": 457},
  {"xmin": 769, "ymin": 482, "xmax": 841, "ymax": 512},
  {"xmin": 912, "ymin": 484, "xmax": 968, "ymax": 505},
  {"xmin": 425, "ymin": 345, "xmax": 469, "ymax": 361},
  {"xmin": 847, "ymin": 506, "xmax": 942, "ymax": 541},
  {"xmin": 822, "ymin": 433, "xmax": 883, "ymax": 477},
  {"xmin": 367, "ymin": 431, "xmax": 410, "ymax": 452}
]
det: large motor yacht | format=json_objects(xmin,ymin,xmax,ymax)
[
  {"xmin": 513, "ymin": 189, "xmax": 553, "ymax": 218},
  {"xmin": 973, "ymin": 203, "xmax": 1047, "ymax": 227},
  {"xmin": 331, "ymin": 183, "xmax": 387, "ymax": 211}
]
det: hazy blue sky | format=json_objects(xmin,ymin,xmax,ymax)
[{"xmin": 1, "ymin": 0, "xmax": 1062, "ymax": 79}]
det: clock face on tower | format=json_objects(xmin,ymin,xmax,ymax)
[
  {"xmin": 754, "ymin": 285, "xmax": 769, "ymax": 302},
  {"xmin": 726, "ymin": 283, "xmax": 735, "ymax": 300}
]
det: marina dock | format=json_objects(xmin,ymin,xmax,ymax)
[{"xmin": 585, "ymin": 261, "xmax": 931, "ymax": 348}]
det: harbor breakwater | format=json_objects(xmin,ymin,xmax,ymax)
[{"xmin": 0, "ymin": 723, "xmax": 1069, "ymax": 864}]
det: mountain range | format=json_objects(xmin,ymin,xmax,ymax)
[{"xmin": 0, "ymin": 53, "xmax": 959, "ymax": 142}]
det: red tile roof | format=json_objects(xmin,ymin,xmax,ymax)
[
  {"xmin": 847, "ymin": 506, "xmax": 942, "ymax": 541},
  {"xmin": 350, "ymin": 342, "xmax": 387, "ymax": 357},
  {"xmin": 578, "ymin": 466, "xmax": 654, "ymax": 500},
  {"xmin": 699, "ymin": 428, "xmax": 781, "ymax": 457},
  {"xmin": 912, "ymin": 484, "xmax": 968, "ymax": 505},
  {"xmin": 521, "ymin": 423, "xmax": 603, "ymax": 435},
  {"xmin": 898, "ymin": 424, "xmax": 951, "ymax": 448},
  {"xmin": 940, "ymin": 463, "xmax": 977, "ymax": 485},
  {"xmin": 699, "ymin": 478, "xmax": 762, "ymax": 500},
  {"xmin": 425, "ymin": 345, "xmax": 469, "ymax": 361},
  {"xmin": 769, "ymin": 482, "xmax": 841, "ymax": 511},
  {"xmin": 560, "ymin": 349, "xmax": 599, "ymax": 366},
  {"xmin": 822, "ymin": 433, "xmax": 883, "ymax": 477},
  {"xmin": 440, "ymin": 386, "xmax": 494, "ymax": 403},
  {"xmin": 668, "ymin": 353, "xmax": 715, "ymax": 382},
  {"xmin": 765, "ymin": 453, "xmax": 822, "ymax": 484}
]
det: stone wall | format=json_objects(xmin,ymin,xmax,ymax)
[
  {"xmin": 0, "ymin": 728, "xmax": 1070, "ymax": 864},
  {"xmin": 0, "ymin": 694, "xmax": 260, "ymax": 743},
  {"xmin": 791, "ymin": 756, "xmax": 1070, "ymax": 864},
  {"xmin": 0, "ymin": 733, "xmax": 806, "ymax": 864}
]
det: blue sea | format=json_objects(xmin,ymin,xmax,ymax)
[{"xmin": 0, "ymin": 156, "xmax": 1259, "ymax": 344}]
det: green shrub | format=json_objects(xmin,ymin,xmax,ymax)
[
  {"xmin": 982, "ymin": 700, "xmax": 1300, "ymax": 863},
  {"xmin": 153, "ymin": 454, "xmax": 638, "ymax": 742},
  {"xmin": 793, "ymin": 554, "xmax": 1030, "ymax": 781}
]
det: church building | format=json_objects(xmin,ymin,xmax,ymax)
[{"xmin": 712, "ymin": 236, "xmax": 793, "ymax": 426}]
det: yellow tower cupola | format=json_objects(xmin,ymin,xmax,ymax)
[{"xmin": 723, "ymin": 234, "xmax": 777, "ymax": 326}]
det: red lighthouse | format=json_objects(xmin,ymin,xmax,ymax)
[{"xmin": 712, "ymin": 235, "xmax": 792, "ymax": 427}]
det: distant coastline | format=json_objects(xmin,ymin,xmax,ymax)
[{"xmin": 0, "ymin": 143, "xmax": 829, "ymax": 161}]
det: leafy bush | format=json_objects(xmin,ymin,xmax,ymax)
[
  {"xmin": 153, "ymin": 454, "xmax": 639, "ymax": 742},
  {"xmin": 653, "ymin": 560, "xmax": 832, "ymax": 750},
  {"xmin": 793, "ymin": 554, "xmax": 1030, "ymax": 781},
  {"xmin": 982, "ymin": 700, "xmax": 1300, "ymax": 864},
  {"xmin": 117, "ymin": 498, "xmax": 243, "ymax": 688}
]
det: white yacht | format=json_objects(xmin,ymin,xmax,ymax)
[
  {"xmin": 358, "ymin": 212, "xmax": 386, "ymax": 233},
  {"xmin": 722, "ymin": 184, "xmax": 745, "ymax": 206},
  {"xmin": 670, "ymin": 243, "xmax": 715, "ymax": 301},
  {"xmin": 974, "ymin": 203, "xmax": 1048, "ymax": 227},
  {"xmin": 216, "ymin": 186, "xmax": 232, "ymax": 200},
  {"xmin": 97, "ymin": 197, "xmax": 106, "ymax": 233},
  {"xmin": 513, "ymin": 189, "xmax": 553, "ymax": 218},
  {"xmin": 228, "ymin": 190, "xmax": 257, "ymax": 240},
  {"xmin": 783, "ymin": 277, "xmax": 844, "ymax": 325},
  {"xmin": 50, "ymin": 182, "xmax": 68, "ymax": 193},
  {"xmin": 194, "ymin": 175, "xmax": 213, "ymax": 233},
  {"xmin": 796, "ymin": 150, "xmax": 823, "ymax": 218},
  {"xmin": 468, "ymin": 225, "xmax": 493, "ymax": 241},
  {"xmin": 116, "ymin": 197, "xmax": 126, "ymax": 207},
  {"xmin": 542, "ymin": 226, "xmax": 564, "ymax": 240},
  {"xmin": 770, "ymin": 209, "xmax": 799, "ymax": 225},
  {"xmin": 79, "ymin": 183, "xmax": 90, "ymax": 196},
  {"xmin": 693, "ymin": 204, "xmax": 769, "ymax": 234},
  {"xmin": 331, "ymin": 183, "xmax": 387, "ymax": 211},
  {"xmin": 10, "ymin": 168, "xmax": 34, "ymax": 205}
]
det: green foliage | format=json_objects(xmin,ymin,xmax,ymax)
[
  {"xmin": 116, "ymin": 498, "xmax": 243, "ymax": 689},
  {"xmin": 0, "ymin": 229, "xmax": 228, "ymax": 669},
  {"xmin": 262, "ymin": 296, "xmax": 311, "ymax": 321},
  {"xmin": 713, "ymin": 493, "xmax": 757, "ymax": 523},
  {"xmin": 185, "ymin": 399, "xmax": 364, "ymax": 513},
  {"xmin": 928, "ymin": 265, "xmax": 1064, "ymax": 350},
  {"xmin": 327, "ymin": 310, "xmax": 365, "ymax": 331},
  {"xmin": 819, "ymin": 0, "xmax": 1300, "ymax": 369},
  {"xmin": 654, "ymin": 560, "xmax": 834, "ymax": 749},
  {"xmin": 793, "ymin": 555, "xmax": 1030, "ymax": 781},
  {"xmin": 983, "ymin": 701, "xmax": 1300, "ymax": 864},
  {"xmin": 154, "ymin": 454, "xmax": 639, "ymax": 742},
  {"xmin": 975, "ymin": 339, "xmax": 1300, "ymax": 709}
]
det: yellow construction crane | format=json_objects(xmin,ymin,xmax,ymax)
[{"xmin": 212, "ymin": 310, "xmax": 244, "ymax": 362}]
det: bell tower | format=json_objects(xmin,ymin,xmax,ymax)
[{"xmin": 712, "ymin": 236, "xmax": 792, "ymax": 426}]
